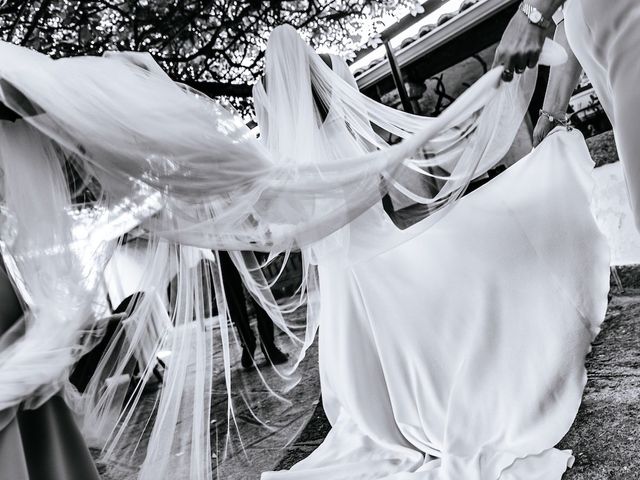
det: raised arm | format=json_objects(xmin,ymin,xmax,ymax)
[
  {"xmin": 533, "ymin": 20, "xmax": 582, "ymax": 146},
  {"xmin": 494, "ymin": 1, "xmax": 566, "ymax": 81}
]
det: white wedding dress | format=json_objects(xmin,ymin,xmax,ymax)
[
  {"xmin": 264, "ymin": 129, "xmax": 610, "ymax": 480},
  {"xmin": 0, "ymin": 25, "xmax": 608, "ymax": 480},
  {"xmin": 260, "ymin": 47, "xmax": 609, "ymax": 480}
]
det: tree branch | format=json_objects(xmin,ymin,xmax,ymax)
[
  {"xmin": 182, "ymin": 79, "xmax": 253, "ymax": 98},
  {"xmin": 20, "ymin": 0, "xmax": 52, "ymax": 46}
]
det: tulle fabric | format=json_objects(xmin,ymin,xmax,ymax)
[
  {"xmin": 0, "ymin": 121, "xmax": 115, "ymax": 411},
  {"xmin": 0, "ymin": 26, "xmax": 567, "ymax": 479}
]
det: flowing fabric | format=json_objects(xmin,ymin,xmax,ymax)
[
  {"xmin": 0, "ymin": 25, "xmax": 572, "ymax": 479},
  {"xmin": 262, "ymin": 129, "xmax": 610, "ymax": 480},
  {"xmin": 254, "ymin": 28, "xmax": 608, "ymax": 479}
]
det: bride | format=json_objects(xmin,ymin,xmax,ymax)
[
  {"xmin": 256, "ymin": 26, "xmax": 608, "ymax": 479},
  {"xmin": 0, "ymin": 24, "xmax": 608, "ymax": 480}
]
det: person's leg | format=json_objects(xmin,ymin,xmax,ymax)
[
  {"xmin": 218, "ymin": 251, "xmax": 256, "ymax": 368},
  {"xmin": 253, "ymin": 298, "xmax": 288, "ymax": 364},
  {"xmin": 254, "ymin": 301, "xmax": 274, "ymax": 348}
]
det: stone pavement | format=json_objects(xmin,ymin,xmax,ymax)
[
  {"xmin": 271, "ymin": 275, "xmax": 640, "ymax": 479},
  {"xmin": 559, "ymin": 271, "xmax": 640, "ymax": 479},
  {"xmin": 96, "ymin": 272, "xmax": 640, "ymax": 479},
  {"xmin": 95, "ymin": 307, "xmax": 322, "ymax": 480}
]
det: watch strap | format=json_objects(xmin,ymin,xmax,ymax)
[{"xmin": 520, "ymin": 2, "xmax": 552, "ymax": 29}]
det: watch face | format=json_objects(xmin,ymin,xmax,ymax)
[{"xmin": 530, "ymin": 10, "xmax": 543, "ymax": 23}]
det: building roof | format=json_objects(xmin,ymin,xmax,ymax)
[{"xmin": 354, "ymin": 0, "xmax": 518, "ymax": 89}]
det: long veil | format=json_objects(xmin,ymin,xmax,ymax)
[{"xmin": 0, "ymin": 25, "xmax": 566, "ymax": 479}]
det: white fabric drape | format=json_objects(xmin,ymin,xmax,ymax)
[{"xmin": 0, "ymin": 25, "xmax": 577, "ymax": 480}]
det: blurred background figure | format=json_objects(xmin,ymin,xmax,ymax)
[{"xmin": 218, "ymin": 251, "xmax": 288, "ymax": 369}]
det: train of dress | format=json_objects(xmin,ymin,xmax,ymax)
[{"xmin": 263, "ymin": 129, "xmax": 610, "ymax": 480}]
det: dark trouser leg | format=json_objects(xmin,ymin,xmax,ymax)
[
  {"xmin": 218, "ymin": 251, "xmax": 256, "ymax": 366},
  {"xmin": 254, "ymin": 299, "xmax": 275, "ymax": 351},
  {"xmin": 252, "ymin": 297, "xmax": 288, "ymax": 364}
]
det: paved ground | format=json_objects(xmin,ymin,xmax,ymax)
[
  {"xmin": 559, "ymin": 278, "xmax": 640, "ymax": 479},
  {"xmin": 96, "ymin": 272, "xmax": 640, "ymax": 479},
  {"xmin": 271, "ymin": 279, "xmax": 640, "ymax": 479},
  {"xmin": 95, "ymin": 308, "xmax": 322, "ymax": 480},
  {"xmin": 96, "ymin": 151, "xmax": 640, "ymax": 478}
]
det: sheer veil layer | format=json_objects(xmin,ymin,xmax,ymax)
[{"xmin": 0, "ymin": 25, "xmax": 568, "ymax": 479}]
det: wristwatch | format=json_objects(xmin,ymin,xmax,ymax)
[{"xmin": 520, "ymin": 2, "xmax": 552, "ymax": 29}]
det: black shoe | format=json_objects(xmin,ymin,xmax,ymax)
[{"xmin": 262, "ymin": 345, "xmax": 289, "ymax": 365}]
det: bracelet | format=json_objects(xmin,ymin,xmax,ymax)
[{"xmin": 539, "ymin": 109, "xmax": 572, "ymax": 130}]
